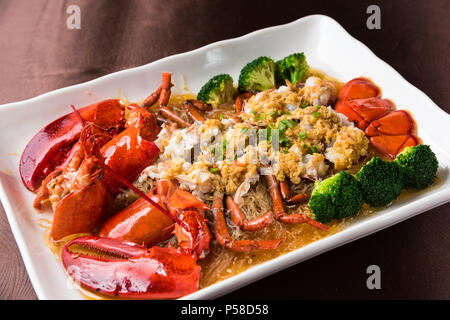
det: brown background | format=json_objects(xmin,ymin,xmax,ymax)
[{"xmin": 0, "ymin": 0, "xmax": 449, "ymax": 299}]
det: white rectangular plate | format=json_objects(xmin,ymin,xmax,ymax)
[{"xmin": 0, "ymin": 15, "xmax": 449, "ymax": 300}]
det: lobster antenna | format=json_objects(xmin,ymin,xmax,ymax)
[
  {"xmin": 70, "ymin": 104, "xmax": 85, "ymax": 126},
  {"xmin": 94, "ymin": 159, "xmax": 188, "ymax": 230}
]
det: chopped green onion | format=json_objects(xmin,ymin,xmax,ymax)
[
  {"xmin": 283, "ymin": 148, "xmax": 289, "ymax": 154},
  {"xmin": 211, "ymin": 147, "xmax": 215, "ymax": 154},
  {"xmin": 241, "ymin": 127, "xmax": 248, "ymax": 133},
  {"xmin": 220, "ymin": 114, "xmax": 224, "ymax": 120},
  {"xmin": 278, "ymin": 119, "xmax": 296, "ymax": 132},
  {"xmin": 299, "ymin": 131, "xmax": 307, "ymax": 139},
  {"xmin": 310, "ymin": 145, "xmax": 319, "ymax": 153},
  {"xmin": 301, "ymin": 101, "xmax": 309, "ymax": 109},
  {"xmin": 277, "ymin": 110, "xmax": 283, "ymax": 116},
  {"xmin": 210, "ymin": 167, "xmax": 218, "ymax": 173},
  {"xmin": 280, "ymin": 136, "xmax": 290, "ymax": 147},
  {"xmin": 269, "ymin": 111, "xmax": 276, "ymax": 117},
  {"xmin": 312, "ymin": 111, "xmax": 320, "ymax": 118}
]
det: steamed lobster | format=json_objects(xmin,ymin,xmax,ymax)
[
  {"xmin": 20, "ymin": 71, "xmax": 283, "ymax": 299},
  {"xmin": 335, "ymin": 78, "xmax": 419, "ymax": 159}
]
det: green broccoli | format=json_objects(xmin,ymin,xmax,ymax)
[
  {"xmin": 394, "ymin": 144, "xmax": 438, "ymax": 189},
  {"xmin": 238, "ymin": 56, "xmax": 276, "ymax": 92},
  {"xmin": 275, "ymin": 53, "xmax": 310, "ymax": 85},
  {"xmin": 355, "ymin": 157, "xmax": 403, "ymax": 207},
  {"xmin": 197, "ymin": 74, "xmax": 234, "ymax": 106},
  {"xmin": 309, "ymin": 171, "xmax": 364, "ymax": 223}
]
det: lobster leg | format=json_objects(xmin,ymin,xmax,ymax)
[
  {"xmin": 211, "ymin": 192, "xmax": 281, "ymax": 253},
  {"xmin": 184, "ymin": 99, "xmax": 210, "ymax": 111},
  {"xmin": 62, "ymin": 236, "xmax": 200, "ymax": 299},
  {"xmin": 142, "ymin": 85, "xmax": 162, "ymax": 108},
  {"xmin": 159, "ymin": 107, "xmax": 191, "ymax": 128},
  {"xmin": 279, "ymin": 180, "xmax": 310, "ymax": 205},
  {"xmin": 183, "ymin": 101, "xmax": 206, "ymax": 122},
  {"xmin": 263, "ymin": 171, "xmax": 328, "ymax": 230},
  {"xmin": 235, "ymin": 92, "xmax": 255, "ymax": 113},
  {"xmin": 225, "ymin": 196, "xmax": 273, "ymax": 231},
  {"xmin": 159, "ymin": 72, "xmax": 173, "ymax": 107}
]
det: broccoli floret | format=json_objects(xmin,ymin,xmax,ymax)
[
  {"xmin": 394, "ymin": 144, "xmax": 438, "ymax": 189},
  {"xmin": 197, "ymin": 74, "xmax": 234, "ymax": 106},
  {"xmin": 238, "ymin": 56, "xmax": 276, "ymax": 92},
  {"xmin": 356, "ymin": 157, "xmax": 403, "ymax": 207},
  {"xmin": 309, "ymin": 171, "xmax": 363, "ymax": 223},
  {"xmin": 275, "ymin": 52, "xmax": 310, "ymax": 85}
]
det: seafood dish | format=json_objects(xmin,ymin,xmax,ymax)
[{"xmin": 19, "ymin": 52, "xmax": 439, "ymax": 299}]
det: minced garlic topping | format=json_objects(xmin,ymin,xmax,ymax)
[{"xmin": 135, "ymin": 76, "xmax": 367, "ymax": 199}]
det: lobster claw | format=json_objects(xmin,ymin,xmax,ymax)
[
  {"xmin": 20, "ymin": 99, "xmax": 124, "ymax": 191},
  {"xmin": 62, "ymin": 236, "xmax": 201, "ymax": 299},
  {"xmin": 100, "ymin": 127, "xmax": 160, "ymax": 196},
  {"xmin": 101, "ymin": 180, "xmax": 211, "ymax": 259},
  {"xmin": 100, "ymin": 188, "xmax": 175, "ymax": 247}
]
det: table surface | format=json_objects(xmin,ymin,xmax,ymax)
[{"xmin": 0, "ymin": 0, "xmax": 449, "ymax": 300}]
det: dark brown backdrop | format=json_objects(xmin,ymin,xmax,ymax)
[{"xmin": 0, "ymin": 0, "xmax": 449, "ymax": 300}]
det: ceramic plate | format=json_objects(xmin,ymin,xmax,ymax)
[{"xmin": 0, "ymin": 15, "xmax": 449, "ymax": 300}]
